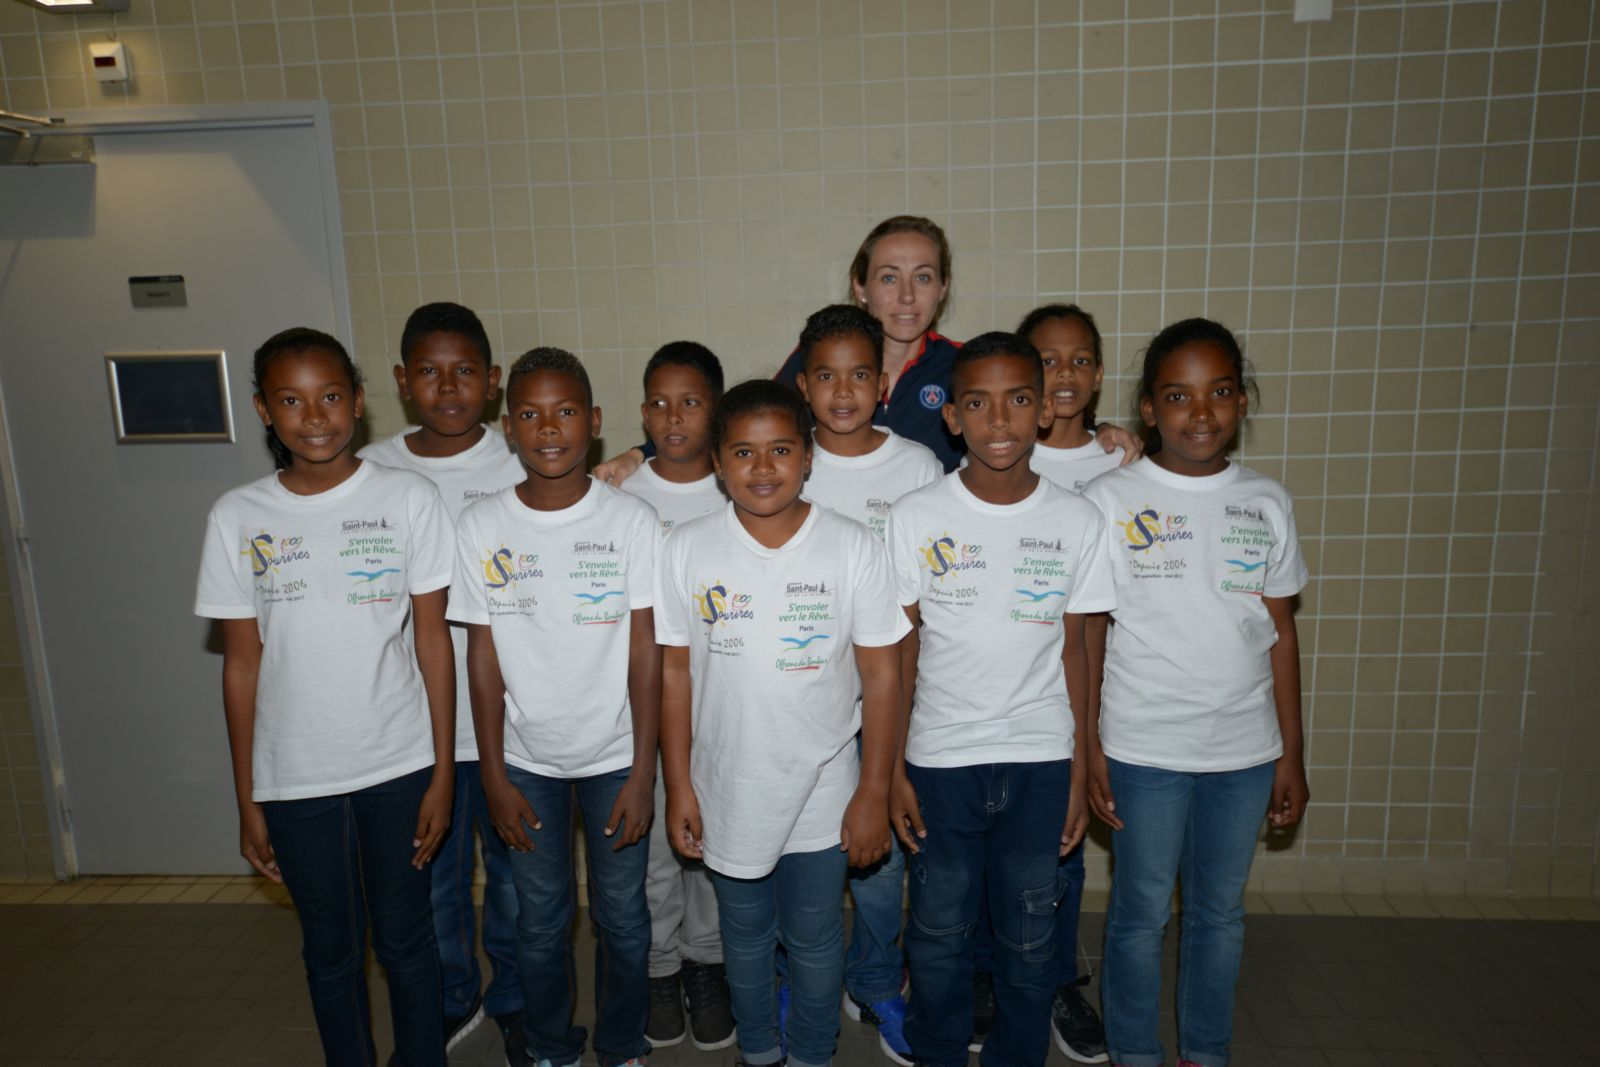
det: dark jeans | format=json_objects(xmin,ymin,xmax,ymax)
[
  {"xmin": 263, "ymin": 766, "xmax": 444, "ymax": 1067},
  {"xmin": 504, "ymin": 765, "xmax": 651, "ymax": 1067},
  {"xmin": 431, "ymin": 760, "xmax": 522, "ymax": 1020},
  {"xmin": 973, "ymin": 838, "xmax": 1087, "ymax": 985},
  {"xmin": 903, "ymin": 760, "xmax": 1072, "ymax": 1067}
]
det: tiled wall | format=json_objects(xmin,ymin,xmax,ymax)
[{"xmin": 2, "ymin": 0, "xmax": 1597, "ymax": 895}]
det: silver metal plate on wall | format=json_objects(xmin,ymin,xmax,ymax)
[{"xmin": 129, "ymin": 274, "xmax": 186, "ymax": 308}]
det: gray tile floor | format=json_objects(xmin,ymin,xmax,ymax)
[{"xmin": 0, "ymin": 902, "xmax": 1596, "ymax": 1065}]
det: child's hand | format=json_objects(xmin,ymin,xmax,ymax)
[
  {"xmin": 1095, "ymin": 423, "xmax": 1144, "ymax": 463},
  {"xmin": 486, "ymin": 775, "xmax": 541, "ymax": 852},
  {"xmin": 412, "ymin": 776, "xmax": 453, "ymax": 869},
  {"xmin": 889, "ymin": 769, "xmax": 926, "ymax": 854},
  {"xmin": 1061, "ymin": 771, "xmax": 1089, "ymax": 856},
  {"xmin": 665, "ymin": 785, "xmax": 704, "ymax": 860},
  {"xmin": 605, "ymin": 773, "xmax": 654, "ymax": 852},
  {"xmin": 239, "ymin": 803, "xmax": 282, "ymax": 883},
  {"xmin": 840, "ymin": 791, "xmax": 892, "ymax": 868},
  {"xmin": 593, "ymin": 448, "xmax": 644, "ymax": 486},
  {"xmin": 1086, "ymin": 747, "xmax": 1123, "ymax": 830},
  {"xmin": 1269, "ymin": 755, "xmax": 1310, "ymax": 828}
]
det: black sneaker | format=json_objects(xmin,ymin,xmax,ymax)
[
  {"xmin": 647, "ymin": 970, "xmax": 688, "ymax": 1047},
  {"xmin": 1051, "ymin": 977, "xmax": 1108, "ymax": 1064},
  {"xmin": 969, "ymin": 969, "xmax": 994, "ymax": 1053},
  {"xmin": 682, "ymin": 960, "xmax": 737, "ymax": 1051},
  {"xmin": 446, "ymin": 996, "xmax": 486, "ymax": 1052},
  {"xmin": 494, "ymin": 1011, "xmax": 535, "ymax": 1067}
]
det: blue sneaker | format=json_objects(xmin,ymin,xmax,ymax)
[{"xmin": 843, "ymin": 991, "xmax": 912, "ymax": 1066}]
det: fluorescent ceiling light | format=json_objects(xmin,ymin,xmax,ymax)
[{"xmin": 14, "ymin": 0, "xmax": 130, "ymax": 12}]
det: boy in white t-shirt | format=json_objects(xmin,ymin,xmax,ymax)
[
  {"xmin": 656, "ymin": 380, "xmax": 909, "ymax": 1067},
  {"xmin": 358, "ymin": 302, "xmax": 527, "ymax": 1058},
  {"xmin": 617, "ymin": 341, "xmax": 735, "ymax": 1052},
  {"xmin": 886, "ymin": 333, "xmax": 1115, "ymax": 1067},
  {"xmin": 793, "ymin": 304, "xmax": 938, "ymax": 1065},
  {"xmin": 450, "ymin": 348, "xmax": 661, "ymax": 1067}
]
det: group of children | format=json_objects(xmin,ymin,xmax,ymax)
[{"xmin": 197, "ymin": 296, "xmax": 1309, "ymax": 1067}]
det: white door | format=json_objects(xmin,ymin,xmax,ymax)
[{"xmin": 0, "ymin": 104, "xmax": 351, "ymax": 874}]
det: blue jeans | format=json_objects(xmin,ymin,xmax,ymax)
[
  {"xmin": 903, "ymin": 760, "xmax": 1072, "ymax": 1067},
  {"xmin": 710, "ymin": 846, "xmax": 849, "ymax": 1067},
  {"xmin": 972, "ymin": 838, "xmax": 1084, "ymax": 985},
  {"xmin": 1101, "ymin": 758, "xmax": 1275, "ymax": 1067},
  {"xmin": 504, "ymin": 766, "xmax": 651, "ymax": 1067},
  {"xmin": 431, "ymin": 760, "xmax": 522, "ymax": 1019},
  {"xmin": 845, "ymin": 840, "xmax": 907, "ymax": 1003},
  {"xmin": 262, "ymin": 766, "xmax": 444, "ymax": 1067}
]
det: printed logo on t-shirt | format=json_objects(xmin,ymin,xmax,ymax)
[
  {"xmin": 570, "ymin": 542, "xmax": 627, "ymax": 625},
  {"xmin": 1011, "ymin": 541, "xmax": 1073, "ymax": 625},
  {"xmin": 1118, "ymin": 507, "xmax": 1193, "ymax": 580},
  {"xmin": 918, "ymin": 384, "xmax": 946, "ymax": 410},
  {"xmin": 698, "ymin": 581, "xmax": 753, "ymax": 624},
  {"xmin": 569, "ymin": 539, "xmax": 622, "ymax": 584},
  {"xmin": 1017, "ymin": 536, "xmax": 1065, "ymax": 553},
  {"xmin": 1219, "ymin": 506, "xmax": 1274, "ymax": 596},
  {"xmin": 462, "ymin": 489, "xmax": 494, "ymax": 503},
  {"xmin": 919, "ymin": 534, "xmax": 985, "ymax": 606},
  {"xmin": 697, "ymin": 580, "xmax": 753, "ymax": 657},
  {"xmin": 242, "ymin": 531, "xmax": 309, "ymax": 577},
  {"xmin": 775, "ymin": 580, "xmax": 836, "ymax": 672},
  {"xmin": 920, "ymin": 534, "xmax": 986, "ymax": 576},
  {"xmin": 571, "ymin": 588, "xmax": 627, "ymax": 625},
  {"xmin": 339, "ymin": 522, "xmax": 404, "ymax": 606},
  {"xmin": 242, "ymin": 531, "xmax": 311, "ymax": 602},
  {"xmin": 1118, "ymin": 507, "xmax": 1193, "ymax": 551},
  {"xmin": 482, "ymin": 546, "xmax": 543, "ymax": 612},
  {"xmin": 863, "ymin": 498, "xmax": 892, "ymax": 540}
]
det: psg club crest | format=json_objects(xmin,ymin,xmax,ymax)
[{"xmin": 919, "ymin": 384, "xmax": 946, "ymax": 410}]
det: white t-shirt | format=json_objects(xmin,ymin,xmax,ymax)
[
  {"xmin": 194, "ymin": 462, "xmax": 454, "ymax": 802},
  {"xmin": 1032, "ymin": 439, "xmax": 1125, "ymax": 494},
  {"xmin": 887, "ymin": 473, "xmax": 1116, "ymax": 769},
  {"xmin": 619, "ymin": 460, "xmax": 725, "ymax": 533},
  {"xmin": 655, "ymin": 503, "xmax": 910, "ymax": 879},
  {"xmin": 805, "ymin": 429, "xmax": 942, "ymax": 541},
  {"xmin": 1079, "ymin": 459, "xmax": 1309, "ymax": 773},
  {"xmin": 360, "ymin": 427, "xmax": 525, "ymax": 760},
  {"xmin": 448, "ymin": 479, "xmax": 659, "ymax": 779}
]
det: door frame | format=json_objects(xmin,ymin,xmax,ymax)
[{"xmin": 0, "ymin": 100, "xmax": 351, "ymax": 880}]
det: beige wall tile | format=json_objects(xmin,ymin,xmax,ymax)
[{"xmin": 0, "ymin": 1, "xmax": 1595, "ymax": 891}]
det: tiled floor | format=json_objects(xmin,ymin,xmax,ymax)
[{"xmin": 1, "ymin": 889, "xmax": 1597, "ymax": 1065}]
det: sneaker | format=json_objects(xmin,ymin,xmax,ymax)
[
  {"xmin": 969, "ymin": 969, "xmax": 994, "ymax": 1052},
  {"xmin": 682, "ymin": 961, "xmax": 737, "ymax": 1051},
  {"xmin": 493, "ymin": 1011, "xmax": 534, "ymax": 1067},
  {"xmin": 446, "ymin": 996, "xmax": 487, "ymax": 1052},
  {"xmin": 842, "ymin": 991, "xmax": 913, "ymax": 1066},
  {"xmin": 647, "ymin": 971, "xmax": 688, "ymax": 1047},
  {"xmin": 1051, "ymin": 977, "xmax": 1109, "ymax": 1063}
]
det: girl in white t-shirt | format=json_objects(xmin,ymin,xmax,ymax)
[
  {"xmin": 656, "ymin": 380, "xmax": 909, "ymax": 1067},
  {"xmin": 1018, "ymin": 303, "xmax": 1129, "ymax": 494},
  {"xmin": 1079, "ymin": 318, "xmax": 1310, "ymax": 1067},
  {"xmin": 194, "ymin": 328, "xmax": 456, "ymax": 1065}
]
